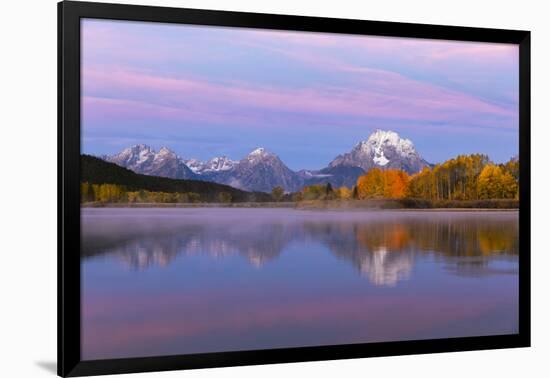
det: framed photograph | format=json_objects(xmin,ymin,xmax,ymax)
[{"xmin": 58, "ymin": 1, "xmax": 530, "ymax": 376}]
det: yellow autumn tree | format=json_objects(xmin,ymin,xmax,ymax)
[
  {"xmin": 336, "ymin": 186, "xmax": 352, "ymax": 200},
  {"xmin": 407, "ymin": 154, "xmax": 493, "ymax": 200},
  {"xmin": 477, "ymin": 164, "xmax": 518, "ymax": 199},
  {"xmin": 96, "ymin": 184, "xmax": 126, "ymax": 203},
  {"xmin": 357, "ymin": 168, "xmax": 385, "ymax": 199},
  {"xmin": 80, "ymin": 182, "xmax": 94, "ymax": 202},
  {"xmin": 502, "ymin": 157, "xmax": 519, "ymax": 181},
  {"xmin": 407, "ymin": 167, "xmax": 433, "ymax": 199}
]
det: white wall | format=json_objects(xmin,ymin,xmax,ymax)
[{"xmin": 2, "ymin": 0, "xmax": 547, "ymax": 377}]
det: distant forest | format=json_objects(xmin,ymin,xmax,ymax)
[
  {"xmin": 81, "ymin": 154, "xmax": 519, "ymax": 207},
  {"xmin": 81, "ymin": 155, "xmax": 272, "ymax": 203}
]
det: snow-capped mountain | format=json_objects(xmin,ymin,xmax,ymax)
[
  {"xmin": 181, "ymin": 158, "xmax": 204, "ymax": 174},
  {"xmin": 103, "ymin": 130, "xmax": 429, "ymax": 193},
  {"xmin": 104, "ymin": 145, "xmax": 302, "ymax": 192},
  {"xmin": 328, "ymin": 130, "xmax": 429, "ymax": 174},
  {"xmin": 105, "ymin": 144, "xmax": 198, "ymax": 180},
  {"xmin": 184, "ymin": 156, "xmax": 237, "ymax": 175},
  {"xmin": 213, "ymin": 148, "xmax": 303, "ymax": 192}
]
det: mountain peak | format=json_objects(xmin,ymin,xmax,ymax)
[
  {"xmin": 105, "ymin": 131, "xmax": 429, "ymax": 193},
  {"xmin": 248, "ymin": 147, "xmax": 269, "ymax": 157},
  {"xmin": 132, "ymin": 143, "xmax": 151, "ymax": 150},
  {"xmin": 354, "ymin": 130, "xmax": 415, "ymax": 155},
  {"xmin": 121, "ymin": 144, "xmax": 152, "ymax": 154},
  {"xmin": 158, "ymin": 146, "xmax": 176, "ymax": 156},
  {"xmin": 246, "ymin": 147, "xmax": 276, "ymax": 163},
  {"xmin": 236, "ymin": 147, "xmax": 300, "ymax": 191},
  {"xmin": 183, "ymin": 155, "xmax": 238, "ymax": 174},
  {"xmin": 206, "ymin": 156, "xmax": 237, "ymax": 172},
  {"xmin": 329, "ymin": 130, "xmax": 428, "ymax": 174},
  {"xmin": 105, "ymin": 144, "xmax": 197, "ymax": 180},
  {"xmin": 368, "ymin": 129, "xmax": 400, "ymax": 143}
]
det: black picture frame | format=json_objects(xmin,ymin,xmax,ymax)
[{"xmin": 58, "ymin": 1, "xmax": 531, "ymax": 376}]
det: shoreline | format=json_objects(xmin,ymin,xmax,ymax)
[
  {"xmin": 81, "ymin": 200, "xmax": 519, "ymax": 211},
  {"xmin": 82, "ymin": 201, "xmax": 296, "ymax": 208}
]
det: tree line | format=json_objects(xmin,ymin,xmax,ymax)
[
  {"xmin": 298, "ymin": 154, "xmax": 519, "ymax": 201},
  {"xmin": 81, "ymin": 183, "xmax": 237, "ymax": 204},
  {"xmin": 81, "ymin": 154, "xmax": 519, "ymax": 205}
]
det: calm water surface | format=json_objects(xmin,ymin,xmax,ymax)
[{"xmin": 81, "ymin": 208, "xmax": 518, "ymax": 360}]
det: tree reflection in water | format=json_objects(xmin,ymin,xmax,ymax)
[{"xmin": 82, "ymin": 209, "xmax": 518, "ymax": 286}]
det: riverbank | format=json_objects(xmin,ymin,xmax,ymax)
[
  {"xmin": 82, "ymin": 198, "xmax": 519, "ymax": 210},
  {"xmin": 296, "ymin": 198, "xmax": 519, "ymax": 210},
  {"xmin": 82, "ymin": 201, "xmax": 296, "ymax": 208}
]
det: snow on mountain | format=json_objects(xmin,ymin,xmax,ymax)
[
  {"xmin": 181, "ymin": 148, "xmax": 302, "ymax": 192},
  {"xmin": 103, "ymin": 130, "xmax": 429, "ymax": 192},
  {"xmin": 203, "ymin": 156, "xmax": 237, "ymax": 173},
  {"xmin": 213, "ymin": 148, "xmax": 303, "ymax": 192},
  {"xmin": 182, "ymin": 158, "xmax": 205, "ymax": 174},
  {"xmin": 328, "ymin": 130, "xmax": 429, "ymax": 174},
  {"xmin": 183, "ymin": 156, "xmax": 237, "ymax": 174},
  {"xmin": 248, "ymin": 147, "xmax": 268, "ymax": 157},
  {"xmin": 105, "ymin": 145, "xmax": 198, "ymax": 180},
  {"xmin": 108, "ymin": 144, "xmax": 155, "ymax": 167}
]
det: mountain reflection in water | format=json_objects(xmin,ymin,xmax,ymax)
[
  {"xmin": 82, "ymin": 209, "xmax": 517, "ymax": 287},
  {"xmin": 81, "ymin": 208, "xmax": 518, "ymax": 360}
]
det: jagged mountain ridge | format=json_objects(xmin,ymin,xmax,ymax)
[
  {"xmin": 301, "ymin": 130, "xmax": 430, "ymax": 187},
  {"xmin": 328, "ymin": 130, "xmax": 430, "ymax": 173},
  {"xmin": 184, "ymin": 156, "xmax": 237, "ymax": 175},
  {"xmin": 105, "ymin": 144, "xmax": 198, "ymax": 180},
  {"xmin": 215, "ymin": 148, "xmax": 304, "ymax": 193},
  {"xmin": 102, "ymin": 130, "xmax": 430, "ymax": 192}
]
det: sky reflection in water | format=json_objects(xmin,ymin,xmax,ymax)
[{"xmin": 81, "ymin": 208, "xmax": 518, "ymax": 360}]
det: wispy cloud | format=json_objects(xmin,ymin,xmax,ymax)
[
  {"xmin": 83, "ymin": 64, "xmax": 515, "ymax": 129},
  {"xmin": 81, "ymin": 19, "xmax": 519, "ymax": 164}
]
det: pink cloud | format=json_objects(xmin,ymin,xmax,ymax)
[
  {"xmin": 82, "ymin": 65, "xmax": 515, "ymax": 129},
  {"xmin": 82, "ymin": 95, "xmax": 257, "ymax": 126},
  {"xmin": 81, "ymin": 19, "xmax": 518, "ymax": 137},
  {"xmin": 81, "ymin": 20, "xmax": 230, "ymax": 66}
]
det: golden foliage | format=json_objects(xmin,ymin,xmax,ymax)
[
  {"xmin": 357, "ymin": 168, "xmax": 384, "ymax": 198},
  {"xmin": 477, "ymin": 164, "xmax": 518, "ymax": 199},
  {"xmin": 406, "ymin": 154, "xmax": 518, "ymax": 201},
  {"xmin": 336, "ymin": 186, "xmax": 352, "ymax": 200},
  {"xmin": 80, "ymin": 182, "xmax": 201, "ymax": 204},
  {"xmin": 357, "ymin": 168, "xmax": 409, "ymax": 199}
]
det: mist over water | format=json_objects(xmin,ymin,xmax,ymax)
[{"xmin": 81, "ymin": 208, "xmax": 519, "ymax": 360}]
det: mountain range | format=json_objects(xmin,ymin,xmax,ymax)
[
  {"xmin": 103, "ymin": 130, "xmax": 430, "ymax": 193},
  {"xmin": 82, "ymin": 155, "xmax": 272, "ymax": 202}
]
